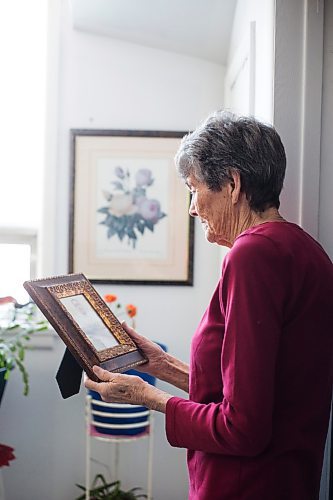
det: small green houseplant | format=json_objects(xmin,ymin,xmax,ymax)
[
  {"xmin": 0, "ymin": 297, "xmax": 49, "ymax": 397},
  {"xmin": 75, "ymin": 474, "xmax": 147, "ymax": 500}
]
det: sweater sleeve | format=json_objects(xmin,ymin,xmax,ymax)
[{"xmin": 165, "ymin": 234, "xmax": 287, "ymax": 457}]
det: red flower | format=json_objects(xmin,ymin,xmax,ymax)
[
  {"xmin": 126, "ymin": 304, "xmax": 137, "ymax": 318},
  {"xmin": 0, "ymin": 444, "xmax": 15, "ymax": 467},
  {"xmin": 104, "ymin": 294, "xmax": 117, "ymax": 303}
]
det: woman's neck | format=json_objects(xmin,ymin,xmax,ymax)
[
  {"xmin": 251, "ymin": 207, "xmax": 285, "ymax": 226},
  {"xmin": 227, "ymin": 206, "xmax": 285, "ymax": 247}
]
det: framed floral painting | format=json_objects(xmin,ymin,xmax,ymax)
[{"xmin": 69, "ymin": 130, "xmax": 194, "ymax": 285}]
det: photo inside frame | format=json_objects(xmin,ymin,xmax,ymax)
[{"xmin": 59, "ymin": 294, "xmax": 119, "ymax": 352}]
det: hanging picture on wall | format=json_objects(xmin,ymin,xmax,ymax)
[{"xmin": 69, "ymin": 130, "xmax": 194, "ymax": 285}]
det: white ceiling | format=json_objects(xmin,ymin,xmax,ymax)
[{"xmin": 71, "ymin": 0, "xmax": 237, "ymax": 65}]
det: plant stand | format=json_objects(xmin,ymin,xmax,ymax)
[{"xmin": 85, "ymin": 394, "xmax": 154, "ymax": 500}]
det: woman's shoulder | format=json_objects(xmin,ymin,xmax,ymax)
[
  {"xmin": 225, "ymin": 225, "xmax": 285, "ymax": 272},
  {"xmin": 231, "ymin": 221, "xmax": 293, "ymax": 256},
  {"xmin": 227, "ymin": 221, "xmax": 332, "ymax": 271},
  {"xmin": 237, "ymin": 220, "xmax": 302, "ymax": 244}
]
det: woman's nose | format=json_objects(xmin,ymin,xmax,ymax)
[{"xmin": 189, "ymin": 197, "xmax": 198, "ymax": 217}]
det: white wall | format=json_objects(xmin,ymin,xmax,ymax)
[
  {"xmin": 226, "ymin": 0, "xmax": 275, "ymax": 122},
  {"xmin": 319, "ymin": 0, "xmax": 333, "ymax": 260},
  {"xmin": 0, "ymin": 1, "xmax": 226, "ymax": 499},
  {"xmin": 274, "ymin": 0, "xmax": 324, "ymax": 236}
]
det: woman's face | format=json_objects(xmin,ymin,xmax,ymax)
[{"xmin": 186, "ymin": 174, "xmax": 234, "ymax": 247}]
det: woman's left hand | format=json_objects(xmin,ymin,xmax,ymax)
[
  {"xmin": 84, "ymin": 366, "xmax": 172, "ymax": 412},
  {"xmin": 84, "ymin": 366, "xmax": 148, "ymax": 406}
]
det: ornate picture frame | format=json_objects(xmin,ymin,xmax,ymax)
[
  {"xmin": 24, "ymin": 273, "xmax": 147, "ymax": 381},
  {"xmin": 69, "ymin": 130, "xmax": 194, "ymax": 285}
]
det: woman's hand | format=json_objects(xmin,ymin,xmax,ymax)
[
  {"xmin": 122, "ymin": 321, "xmax": 167, "ymax": 379},
  {"xmin": 84, "ymin": 366, "xmax": 171, "ymax": 413},
  {"xmin": 85, "ymin": 366, "xmax": 148, "ymax": 405}
]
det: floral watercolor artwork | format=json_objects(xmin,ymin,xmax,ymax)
[
  {"xmin": 70, "ymin": 131, "xmax": 193, "ymax": 284},
  {"xmin": 97, "ymin": 166, "xmax": 167, "ymax": 249}
]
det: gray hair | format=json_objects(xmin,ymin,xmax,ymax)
[{"xmin": 175, "ymin": 110, "xmax": 286, "ymax": 212}]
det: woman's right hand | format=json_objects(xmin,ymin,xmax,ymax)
[{"xmin": 122, "ymin": 321, "xmax": 167, "ymax": 378}]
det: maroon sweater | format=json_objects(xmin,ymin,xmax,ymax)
[{"xmin": 166, "ymin": 222, "xmax": 333, "ymax": 500}]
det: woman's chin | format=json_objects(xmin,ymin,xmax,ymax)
[
  {"xmin": 204, "ymin": 228, "xmax": 217, "ymax": 243},
  {"xmin": 204, "ymin": 228, "xmax": 230, "ymax": 247}
]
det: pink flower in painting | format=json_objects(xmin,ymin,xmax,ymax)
[
  {"xmin": 135, "ymin": 169, "xmax": 153, "ymax": 187},
  {"xmin": 138, "ymin": 199, "xmax": 161, "ymax": 222}
]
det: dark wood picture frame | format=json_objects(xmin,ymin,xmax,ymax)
[
  {"xmin": 24, "ymin": 273, "xmax": 147, "ymax": 381},
  {"xmin": 69, "ymin": 129, "xmax": 194, "ymax": 285}
]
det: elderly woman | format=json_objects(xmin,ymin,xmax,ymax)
[{"xmin": 85, "ymin": 111, "xmax": 333, "ymax": 500}]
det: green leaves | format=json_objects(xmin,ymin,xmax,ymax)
[
  {"xmin": 75, "ymin": 475, "xmax": 147, "ymax": 500},
  {"xmin": 15, "ymin": 358, "xmax": 29, "ymax": 397},
  {"xmin": 0, "ymin": 303, "xmax": 49, "ymax": 395},
  {"xmin": 98, "ymin": 211, "xmax": 167, "ymax": 249}
]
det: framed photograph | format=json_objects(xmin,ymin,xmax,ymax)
[
  {"xmin": 69, "ymin": 130, "xmax": 194, "ymax": 285},
  {"xmin": 23, "ymin": 273, "xmax": 147, "ymax": 381}
]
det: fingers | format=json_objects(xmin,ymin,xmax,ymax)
[
  {"xmin": 122, "ymin": 322, "xmax": 145, "ymax": 349},
  {"xmin": 93, "ymin": 365, "xmax": 116, "ymax": 382},
  {"xmin": 84, "ymin": 377, "xmax": 102, "ymax": 392},
  {"xmin": 122, "ymin": 320, "xmax": 137, "ymax": 337},
  {"xmin": 84, "ymin": 368, "xmax": 124, "ymax": 397},
  {"xmin": 121, "ymin": 320, "xmax": 147, "ymax": 340},
  {"xmin": 122, "ymin": 321, "xmax": 150, "ymax": 345}
]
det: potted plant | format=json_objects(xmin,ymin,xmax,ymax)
[
  {"xmin": 75, "ymin": 473, "xmax": 147, "ymax": 499},
  {"xmin": 0, "ymin": 296, "xmax": 49, "ymax": 399}
]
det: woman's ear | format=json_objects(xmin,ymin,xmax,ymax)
[{"xmin": 227, "ymin": 171, "xmax": 241, "ymax": 204}]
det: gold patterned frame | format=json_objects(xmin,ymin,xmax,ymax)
[{"xmin": 24, "ymin": 273, "xmax": 147, "ymax": 381}]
